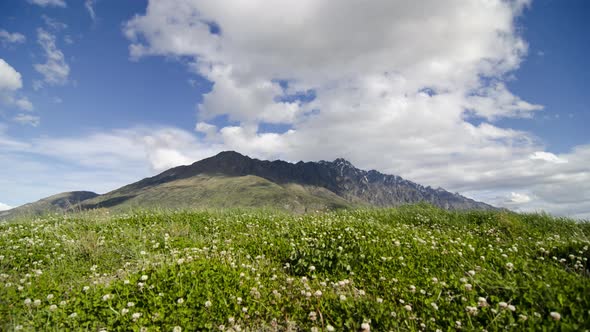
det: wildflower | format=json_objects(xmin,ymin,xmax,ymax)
[
  {"xmin": 550, "ymin": 312, "xmax": 561, "ymax": 320},
  {"xmin": 69, "ymin": 312, "xmax": 78, "ymax": 318},
  {"xmin": 132, "ymin": 312, "xmax": 142, "ymax": 321},
  {"xmin": 15, "ymin": 326, "xmax": 23, "ymax": 331},
  {"xmin": 228, "ymin": 317, "xmax": 235, "ymax": 324},
  {"xmin": 314, "ymin": 290, "xmax": 322, "ymax": 298},
  {"xmin": 309, "ymin": 265, "xmax": 316, "ymax": 272},
  {"xmin": 205, "ymin": 300, "xmax": 212, "ymax": 308},
  {"xmin": 409, "ymin": 285, "xmax": 416, "ymax": 293},
  {"xmin": 59, "ymin": 301, "xmax": 66, "ymax": 306},
  {"xmin": 127, "ymin": 302, "xmax": 135, "ymax": 307},
  {"xmin": 477, "ymin": 297, "xmax": 488, "ymax": 307},
  {"xmin": 102, "ymin": 294, "xmax": 113, "ymax": 301},
  {"xmin": 308, "ymin": 311, "xmax": 317, "ymax": 321},
  {"xmin": 122, "ymin": 308, "xmax": 129, "ymax": 315},
  {"xmin": 140, "ymin": 275, "xmax": 148, "ymax": 281},
  {"xmin": 431, "ymin": 302, "xmax": 439, "ymax": 310},
  {"xmin": 431, "ymin": 277, "xmax": 438, "ymax": 283},
  {"xmin": 49, "ymin": 304, "xmax": 58, "ymax": 311},
  {"xmin": 24, "ymin": 298, "xmax": 32, "ymax": 306},
  {"xmin": 361, "ymin": 322, "xmax": 370, "ymax": 331},
  {"xmin": 468, "ymin": 270, "xmax": 476, "ymax": 276},
  {"xmin": 83, "ymin": 286, "xmax": 90, "ymax": 292},
  {"xmin": 33, "ymin": 299, "xmax": 41, "ymax": 307},
  {"xmin": 508, "ymin": 304, "xmax": 516, "ymax": 312},
  {"xmin": 376, "ymin": 297, "xmax": 383, "ymax": 303},
  {"xmin": 519, "ymin": 314, "xmax": 528, "ymax": 321},
  {"xmin": 177, "ymin": 298, "xmax": 184, "ymax": 304},
  {"xmin": 465, "ymin": 306, "xmax": 478, "ymax": 316},
  {"xmin": 506, "ymin": 262, "xmax": 514, "ymax": 271},
  {"xmin": 326, "ymin": 325, "xmax": 335, "ymax": 332},
  {"xmin": 499, "ymin": 302, "xmax": 508, "ymax": 309},
  {"xmin": 464, "ymin": 284, "xmax": 473, "ymax": 291},
  {"xmin": 173, "ymin": 326, "xmax": 182, "ymax": 332},
  {"xmin": 47, "ymin": 294, "xmax": 54, "ymax": 300},
  {"xmin": 404, "ymin": 305, "xmax": 412, "ymax": 311},
  {"xmin": 242, "ymin": 307, "xmax": 248, "ymax": 313}
]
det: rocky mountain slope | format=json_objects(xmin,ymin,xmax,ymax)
[{"xmin": 1, "ymin": 151, "xmax": 495, "ymax": 219}]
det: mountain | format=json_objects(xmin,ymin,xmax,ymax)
[
  {"xmin": 0, "ymin": 191, "xmax": 98, "ymax": 220},
  {"xmin": 1, "ymin": 151, "xmax": 495, "ymax": 219}
]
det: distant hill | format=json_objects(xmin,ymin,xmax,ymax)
[
  {"xmin": 0, "ymin": 151, "xmax": 495, "ymax": 219},
  {"xmin": 0, "ymin": 191, "xmax": 98, "ymax": 220}
]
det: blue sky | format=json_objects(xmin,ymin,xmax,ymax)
[{"xmin": 0, "ymin": 0, "xmax": 589, "ymax": 218}]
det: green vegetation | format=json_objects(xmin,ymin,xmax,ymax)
[{"xmin": 1, "ymin": 206, "xmax": 589, "ymax": 331}]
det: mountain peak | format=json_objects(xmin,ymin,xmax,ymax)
[
  {"xmin": 213, "ymin": 150, "xmax": 249, "ymax": 159},
  {"xmin": 333, "ymin": 158, "xmax": 354, "ymax": 167}
]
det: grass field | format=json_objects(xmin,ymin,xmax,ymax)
[{"xmin": 1, "ymin": 206, "xmax": 589, "ymax": 331}]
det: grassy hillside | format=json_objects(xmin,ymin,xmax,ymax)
[
  {"xmin": 81, "ymin": 174, "xmax": 354, "ymax": 213},
  {"xmin": 1, "ymin": 206, "xmax": 589, "ymax": 331},
  {"xmin": 0, "ymin": 191, "xmax": 98, "ymax": 220}
]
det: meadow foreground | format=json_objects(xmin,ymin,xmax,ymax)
[{"xmin": 0, "ymin": 206, "xmax": 589, "ymax": 331}]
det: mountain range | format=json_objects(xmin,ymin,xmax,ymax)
[{"xmin": 0, "ymin": 151, "xmax": 495, "ymax": 219}]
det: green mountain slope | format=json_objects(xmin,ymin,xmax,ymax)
[
  {"xmin": 0, "ymin": 191, "xmax": 98, "ymax": 220},
  {"xmin": 80, "ymin": 174, "xmax": 353, "ymax": 213}
]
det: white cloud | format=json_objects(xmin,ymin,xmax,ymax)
[
  {"xmin": 0, "ymin": 59, "xmax": 22, "ymax": 91},
  {"xmin": 0, "ymin": 202, "xmax": 12, "ymax": 211},
  {"xmin": 530, "ymin": 151, "xmax": 567, "ymax": 164},
  {"xmin": 117, "ymin": 0, "xmax": 590, "ymax": 219},
  {"xmin": 28, "ymin": 0, "xmax": 66, "ymax": 7},
  {"xmin": 34, "ymin": 28, "xmax": 70, "ymax": 88},
  {"xmin": 13, "ymin": 114, "xmax": 40, "ymax": 127},
  {"xmin": 0, "ymin": 29, "xmax": 26, "ymax": 46},
  {"xmin": 85, "ymin": 0, "xmax": 96, "ymax": 21},
  {"xmin": 0, "ymin": 59, "xmax": 34, "ymax": 112}
]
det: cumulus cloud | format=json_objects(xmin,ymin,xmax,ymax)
[
  {"xmin": 117, "ymin": 0, "xmax": 590, "ymax": 219},
  {"xmin": 34, "ymin": 28, "xmax": 70, "ymax": 88},
  {"xmin": 0, "ymin": 59, "xmax": 34, "ymax": 112},
  {"xmin": 28, "ymin": 0, "xmax": 66, "ymax": 7},
  {"xmin": 0, "ymin": 202, "xmax": 12, "ymax": 211},
  {"xmin": 0, "ymin": 29, "xmax": 26, "ymax": 46}
]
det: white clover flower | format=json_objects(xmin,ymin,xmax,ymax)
[
  {"xmin": 519, "ymin": 314, "xmax": 528, "ymax": 321},
  {"xmin": 140, "ymin": 275, "xmax": 148, "ymax": 281},
  {"xmin": 173, "ymin": 327, "xmax": 182, "ymax": 332},
  {"xmin": 404, "ymin": 305, "xmax": 412, "ymax": 311},
  {"xmin": 132, "ymin": 312, "xmax": 142, "ymax": 321},
  {"xmin": 49, "ymin": 304, "xmax": 58, "ymax": 311},
  {"xmin": 376, "ymin": 298, "xmax": 383, "ymax": 303},
  {"xmin": 499, "ymin": 302, "xmax": 508, "ymax": 308},
  {"xmin": 358, "ymin": 290, "xmax": 366, "ymax": 296},
  {"xmin": 242, "ymin": 307, "xmax": 248, "ymax": 313},
  {"xmin": 409, "ymin": 285, "xmax": 416, "ymax": 293},
  {"xmin": 326, "ymin": 325, "xmax": 335, "ymax": 332},
  {"xmin": 508, "ymin": 304, "xmax": 516, "ymax": 312},
  {"xmin": 550, "ymin": 312, "xmax": 561, "ymax": 320},
  {"xmin": 15, "ymin": 325, "xmax": 23, "ymax": 331},
  {"xmin": 506, "ymin": 262, "xmax": 514, "ymax": 271},
  {"xmin": 309, "ymin": 265, "xmax": 316, "ymax": 272},
  {"xmin": 308, "ymin": 311, "xmax": 317, "ymax": 321},
  {"xmin": 431, "ymin": 277, "xmax": 438, "ymax": 283},
  {"xmin": 228, "ymin": 317, "xmax": 235, "ymax": 324},
  {"xmin": 122, "ymin": 308, "xmax": 129, "ymax": 315},
  {"xmin": 237, "ymin": 297, "xmax": 242, "ymax": 304},
  {"xmin": 69, "ymin": 312, "xmax": 78, "ymax": 318},
  {"xmin": 431, "ymin": 302, "xmax": 439, "ymax": 310},
  {"xmin": 59, "ymin": 301, "xmax": 66, "ymax": 306},
  {"xmin": 314, "ymin": 290, "xmax": 322, "ymax": 298},
  {"xmin": 47, "ymin": 294, "xmax": 54, "ymax": 300},
  {"xmin": 339, "ymin": 295, "xmax": 347, "ymax": 301},
  {"xmin": 477, "ymin": 297, "xmax": 488, "ymax": 307},
  {"xmin": 24, "ymin": 298, "xmax": 32, "ymax": 306},
  {"xmin": 310, "ymin": 327, "xmax": 319, "ymax": 332},
  {"xmin": 361, "ymin": 322, "xmax": 370, "ymax": 331},
  {"xmin": 464, "ymin": 284, "xmax": 473, "ymax": 291},
  {"xmin": 468, "ymin": 270, "xmax": 476, "ymax": 276},
  {"xmin": 127, "ymin": 302, "xmax": 135, "ymax": 307},
  {"xmin": 102, "ymin": 294, "xmax": 113, "ymax": 301},
  {"xmin": 33, "ymin": 299, "xmax": 41, "ymax": 307},
  {"xmin": 465, "ymin": 306, "xmax": 478, "ymax": 316},
  {"xmin": 140, "ymin": 251, "xmax": 147, "ymax": 255},
  {"xmin": 205, "ymin": 300, "xmax": 212, "ymax": 308},
  {"xmin": 177, "ymin": 298, "xmax": 184, "ymax": 304},
  {"xmin": 83, "ymin": 286, "xmax": 90, "ymax": 292}
]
